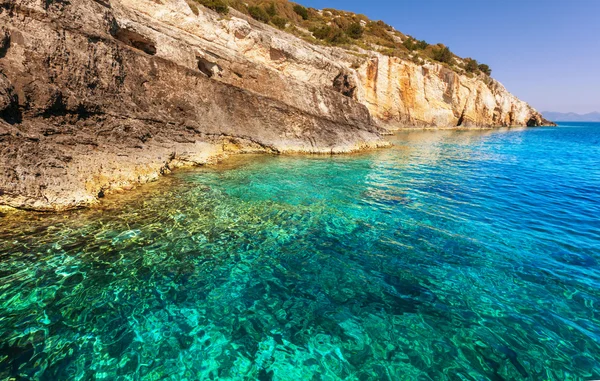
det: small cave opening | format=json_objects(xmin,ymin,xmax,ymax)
[
  {"xmin": 526, "ymin": 116, "xmax": 540, "ymax": 127},
  {"xmin": 333, "ymin": 72, "xmax": 357, "ymax": 98},
  {"xmin": 197, "ymin": 56, "xmax": 222, "ymax": 78},
  {"xmin": 110, "ymin": 25, "xmax": 157, "ymax": 56},
  {"xmin": 0, "ymin": 30, "xmax": 11, "ymax": 59},
  {"xmin": 508, "ymin": 111, "xmax": 516, "ymax": 126},
  {"xmin": 0, "ymin": 80, "xmax": 22, "ymax": 125},
  {"xmin": 456, "ymin": 106, "xmax": 468, "ymax": 127},
  {"xmin": 0, "ymin": 103, "xmax": 22, "ymax": 125}
]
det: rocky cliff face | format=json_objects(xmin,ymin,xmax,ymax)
[
  {"xmin": 0, "ymin": 0, "xmax": 550, "ymax": 211},
  {"xmin": 357, "ymin": 57, "xmax": 550, "ymax": 128}
]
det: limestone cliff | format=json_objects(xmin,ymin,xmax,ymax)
[{"xmin": 0, "ymin": 0, "xmax": 551, "ymax": 211}]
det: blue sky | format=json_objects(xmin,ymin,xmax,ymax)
[{"xmin": 298, "ymin": 0, "xmax": 600, "ymax": 113}]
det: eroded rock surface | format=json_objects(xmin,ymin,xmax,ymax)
[{"xmin": 0, "ymin": 0, "xmax": 551, "ymax": 210}]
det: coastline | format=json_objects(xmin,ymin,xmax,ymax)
[
  {"xmin": 0, "ymin": 124, "xmax": 558, "ymax": 213},
  {"xmin": 0, "ymin": 136, "xmax": 390, "ymax": 213},
  {"xmin": 0, "ymin": 0, "xmax": 551, "ymax": 213},
  {"xmin": 0, "ymin": 120, "xmax": 597, "ymax": 381}
]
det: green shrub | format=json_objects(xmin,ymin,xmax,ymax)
[
  {"xmin": 415, "ymin": 39, "xmax": 428, "ymax": 50},
  {"xmin": 266, "ymin": 2, "xmax": 277, "ymax": 17},
  {"xmin": 293, "ymin": 4, "xmax": 309, "ymax": 20},
  {"xmin": 345, "ymin": 22, "xmax": 364, "ymax": 39},
  {"xmin": 403, "ymin": 37, "xmax": 428, "ymax": 51},
  {"xmin": 194, "ymin": 0, "xmax": 228, "ymax": 14},
  {"xmin": 271, "ymin": 16, "xmax": 288, "ymax": 29},
  {"xmin": 478, "ymin": 63, "xmax": 492, "ymax": 76},
  {"xmin": 311, "ymin": 25, "xmax": 331, "ymax": 40},
  {"xmin": 465, "ymin": 58, "xmax": 479, "ymax": 73},
  {"xmin": 403, "ymin": 38, "xmax": 416, "ymax": 51},
  {"xmin": 366, "ymin": 21, "xmax": 395, "ymax": 45},
  {"xmin": 432, "ymin": 45, "xmax": 455, "ymax": 65},
  {"xmin": 248, "ymin": 5, "xmax": 270, "ymax": 22},
  {"xmin": 311, "ymin": 25, "xmax": 348, "ymax": 45}
]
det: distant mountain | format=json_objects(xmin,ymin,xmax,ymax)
[{"xmin": 543, "ymin": 111, "xmax": 600, "ymax": 122}]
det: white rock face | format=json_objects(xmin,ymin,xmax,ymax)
[{"xmin": 115, "ymin": 0, "xmax": 548, "ymax": 128}]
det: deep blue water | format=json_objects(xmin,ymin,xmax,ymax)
[{"xmin": 0, "ymin": 123, "xmax": 599, "ymax": 380}]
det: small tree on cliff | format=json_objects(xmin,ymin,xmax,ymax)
[
  {"xmin": 271, "ymin": 16, "xmax": 288, "ymax": 29},
  {"xmin": 345, "ymin": 22, "xmax": 364, "ymax": 39},
  {"xmin": 478, "ymin": 63, "xmax": 492, "ymax": 76},
  {"xmin": 266, "ymin": 2, "xmax": 277, "ymax": 17},
  {"xmin": 293, "ymin": 4, "xmax": 309, "ymax": 20},
  {"xmin": 311, "ymin": 24, "xmax": 348, "ymax": 45},
  {"xmin": 415, "ymin": 39, "xmax": 429, "ymax": 50},
  {"xmin": 465, "ymin": 58, "xmax": 479, "ymax": 73},
  {"xmin": 248, "ymin": 5, "xmax": 270, "ymax": 22},
  {"xmin": 432, "ymin": 45, "xmax": 455, "ymax": 65},
  {"xmin": 403, "ymin": 37, "xmax": 429, "ymax": 51}
]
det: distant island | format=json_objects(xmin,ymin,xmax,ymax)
[{"xmin": 543, "ymin": 111, "xmax": 600, "ymax": 122}]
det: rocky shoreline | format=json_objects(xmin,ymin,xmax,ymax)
[{"xmin": 0, "ymin": 0, "xmax": 553, "ymax": 211}]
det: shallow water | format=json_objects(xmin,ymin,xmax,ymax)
[{"xmin": 1, "ymin": 123, "xmax": 599, "ymax": 380}]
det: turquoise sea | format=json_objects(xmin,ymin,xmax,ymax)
[{"xmin": 1, "ymin": 122, "xmax": 599, "ymax": 380}]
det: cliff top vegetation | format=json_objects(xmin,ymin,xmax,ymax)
[{"xmin": 190, "ymin": 0, "xmax": 492, "ymax": 77}]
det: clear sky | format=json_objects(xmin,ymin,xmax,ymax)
[{"xmin": 298, "ymin": 0, "xmax": 600, "ymax": 113}]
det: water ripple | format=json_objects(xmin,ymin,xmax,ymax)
[{"xmin": 1, "ymin": 123, "xmax": 599, "ymax": 380}]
